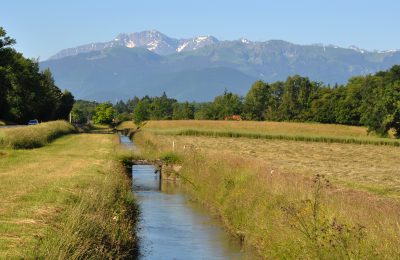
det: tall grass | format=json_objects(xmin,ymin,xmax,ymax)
[
  {"xmin": 135, "ymin": 131, "xmax": 400, "ymax": 258},
  {"xmin": 151, "ymin": 128, "xmax": 400, "ymax": 147},
  {"xmin": 35, "ymin": 160, "xmax": 139, "ymax": 259},
  {"xmin": 0, "ymin": 120, "xmax": 76, "ymax": 149}
]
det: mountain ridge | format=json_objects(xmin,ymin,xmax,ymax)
[
  {"xmin": 48, "ymin": 30, "xmax": 399, "ymax": 61},
  {"xmin": 40, "ymin": 30, "xmax": 400, "ymax": 102}
]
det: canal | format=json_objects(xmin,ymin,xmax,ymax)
[{"xmin": 121, "ymin": 134, "xmax": 255, "ymax": 259}]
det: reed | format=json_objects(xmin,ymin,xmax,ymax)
[{"xmin": 0, "ymin": 120, "xmax": 76, "ymax": 149}]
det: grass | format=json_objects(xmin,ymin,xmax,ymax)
[
  {"xmin": 0, "ymin": 121, "xmax": 5, "ymax": 126},
  {"xmin": 0, "ymin": 120, "xmax": 76, "ymax": 149},
  {"xmin": 138, "ymin": 120, "xmax": 400, "ymax": 147},
  {"xmin": 133, "ymin": 126, "xmax": 400, "ymax": 258},
  {"xmin": 116, "ymin": 121, "xmax": 136, "ymax": 130},
  {"xmin": 151, "ymin": 134, "xmax": 400, "ymax": 197},
  {"xmin": 144, "ymin": 120, "xmax": 374, "ymax": 138},
  {"xmin": 0, "ymin": 133, "xmax": 138, "ymax": 258}
]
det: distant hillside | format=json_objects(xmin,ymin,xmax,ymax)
[{"xmin": 40, "ymin": 30, "xmax": 400, "ymax": 101}]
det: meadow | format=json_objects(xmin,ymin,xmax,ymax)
[
  {"xmin": 131, "ymin": 120, "xmax": 400, "ymax": 258},
  {"xmin": 120, "ymin": 120, "xmax": 400, "ymax": 146},
  {"xmin": 0, "ymin": 130, "xmax": 138, "ymax": 258}
]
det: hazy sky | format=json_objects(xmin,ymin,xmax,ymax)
[{"xmin": 2, "ymin": 0, "xmax": 399, "ymax": 60}]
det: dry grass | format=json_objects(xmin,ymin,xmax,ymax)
[
  {"xmin": 134, "ymin": 129, "xmax": 400, "ymax": 258},
  {"xmin": 116, "ymin": 120, "xmax": 400, "ymax": 146},
  {"xmin": 120, "ymin": 120, "xmax": 374, "ymax": 138},
  {"xmin": 152, "ymin": 135, "xmax": 400, "ymax": 197},
  {"xmin": 0, "ymin": 120, "xmax": 76, "ymax": 149},
  {"xmin": 146, "ymin": 120, "xmax": 374, "ymax": 138},
  {"xmin": 0, "ymin": 133, "xmax": 138, "ymax": 258}
]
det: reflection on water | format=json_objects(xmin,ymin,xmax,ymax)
[
  {"xmin": 133, "ymin": 165, "xmax": 254, "ymax": 259},
  {"xmin": 119, "ymin": 134, "xmax": 136, "ymax": 150}
]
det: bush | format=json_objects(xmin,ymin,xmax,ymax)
[
  {"xmin": 2, "ymin": 120, "xmax": 76, "ymax": 149},
  {"xmin": 160, "ymin": 151, "xmax": 182, "ymax": 165}
]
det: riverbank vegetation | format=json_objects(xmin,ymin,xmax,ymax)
[
  {"xmin": 0, "ymin": 133, "xmax": 138, "ymax": 258},
  {"xmin": 133, "ymin": 124, "xmax": 400, "ymax": 258},
  {"xmin": 0, "ymin": 120, "xmax": 76, "ymax": 149}
]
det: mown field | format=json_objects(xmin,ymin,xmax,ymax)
[
  {"xmin": 119, "ymin": 120, "xmax": 400, "ymax": 146},
  {"xmin": 131, "ymin": 120, "xmax": 400, "ymax": 258},
  {"xmin": 0, "ymin": 130, "xmax": 138, "ymax": 258}
]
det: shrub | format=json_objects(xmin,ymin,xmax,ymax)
[{"xmin": 160, "ymin": 151, "xmax": 182, "ymax": 165}]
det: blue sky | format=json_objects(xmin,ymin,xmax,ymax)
[{"xmin": 1, "ymin": 0, "xmax": 399, "ymax": 60}]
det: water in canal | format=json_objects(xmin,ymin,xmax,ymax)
[
  {"xmin": 133, "ymin": 165, "xmax": 254, "ymax": 259},
  {"xmin": 120, "ymin": 135, "xmax": 254, "ymax": 259}
]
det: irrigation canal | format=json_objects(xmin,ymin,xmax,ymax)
[{"xmin": 119, "ymin": 134, "xmax": 255, "ymax": 259}]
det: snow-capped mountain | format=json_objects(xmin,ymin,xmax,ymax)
[
  {"xmin": 41, "ymin": 30, "xmax": 400, "ymax": 102},
  {"xmin": 49, "ymin": 30, "xmax": 219, "ymax": 59}
]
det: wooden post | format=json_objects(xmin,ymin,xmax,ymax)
[{"xmin": 173, "ymin": 141, "xmax": 175, "ymax": 152}]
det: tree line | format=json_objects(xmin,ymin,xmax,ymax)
[
  {"xmin": 0, "ymin": 27, "xmax": 74, "ymax": 124},
  {"xmin": 73, "ymin": 64, "xmax": 400, "ymax": 138}
]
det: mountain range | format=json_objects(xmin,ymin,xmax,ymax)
[{"xmin": 40, "ymin": 30, "xmax": 400, "ymax": 101}]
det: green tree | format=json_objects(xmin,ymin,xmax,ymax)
[
  {"xmin": 0, "ymin": 27, "xmax": 16, "ymax": 118},
  {"xmin": 92, "ymin": 103, "xmax": 115, "ymax": 125},
  {"xmin": 279, "ymin": 76, "xmax": 317, "ymax": 121},
  {"xmin": 0, "ymin": 27, "xmax": 73, "ymax": 123},
  {"xmin": 243, "ymin": 80, "xmax": 269, "ymax": 120},
  {"xmin": 172, "ymin": 102, "xmax": 195, "ymax": 119},
  {"xmin": 360, "ymin": 75, "xmax": 400, "ymax": 137},
  {"xmin": 212, "ymin": 90, "xmax": 242, "ymax": 119},
  {"xmin": 133, "ymin": 100, "xmax": 150, "ymax": 126},
  {"xmin": 71, "ymin": 106, "xmax": 86, "ymax": 124},
  {"xmin": 114, "ymin": 100, "xmax": 129, "ymax": 114},
  {"xmin": 149, "ymin": 92, "xmax": 177, "ymax": 119},
  {"xmin": 265, "ymin": 81, "xmax": 284, "ymax": 120},
  {"xmin": 56, "ymin": 90, "xmax": 75, "ymax": 120}
]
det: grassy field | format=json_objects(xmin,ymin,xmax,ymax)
[
  {"xmin": 0, "ymin": 133, "xmax": 138, "ymax": 258},
  {"xmin": 120, "ymin": 120, "xmax": 371, "ymax": 137},
  {"xmin": 152, "ymin": 134, "xmax": 400, "ymax": 197},
  {"xmin": 132, "ymin": 120, "xmax": 400, "ymax": 258},
  {"xmin": 120, "ymin": 120, "xmax": 400, "ymax": 146},
  {"xmin": 0, "ymin": 121, "xmax": 76, "ymax": 149}
]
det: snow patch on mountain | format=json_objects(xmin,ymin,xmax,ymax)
[{"xmin": 176, "ymin": 42, "xmax": 189, "ymax": 52}]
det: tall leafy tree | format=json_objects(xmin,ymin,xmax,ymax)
[
  {"xmin": 213, "ymin": 90, "xmax": 242, "ymax": 119},
  {"xmin": 279, "ymin": 76, "xmax": 316, "ymax": 121},
  {"xmin": 0, "ymin": 27, "xmax": 74, "ymax": 123},
  {"xmin": 133, "ymin": 99, "xmax": 150, "ymax": 125},
  {"xmin": 92, "ymin": 103, "xmax": 115, "ymax": 124},
  {"xmin": 172, "ymin": 102, "xmax": 195, "ymax": 119},
  {"xmin": 243, "ymin": 80, "xmax": 269, "ymax": 120}
]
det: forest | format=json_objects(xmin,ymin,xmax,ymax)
[
  {"xmin": 74, "ymin": 65, "xmax": 400, "ymax": 137},
  {"xmin": 0, "ymin": 27, "xmax": 74, "ymax": 123}
]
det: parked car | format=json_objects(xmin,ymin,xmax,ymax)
[{"xmin": 27, "ymin": 119, "xmax": 39, "ymax": 125}]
